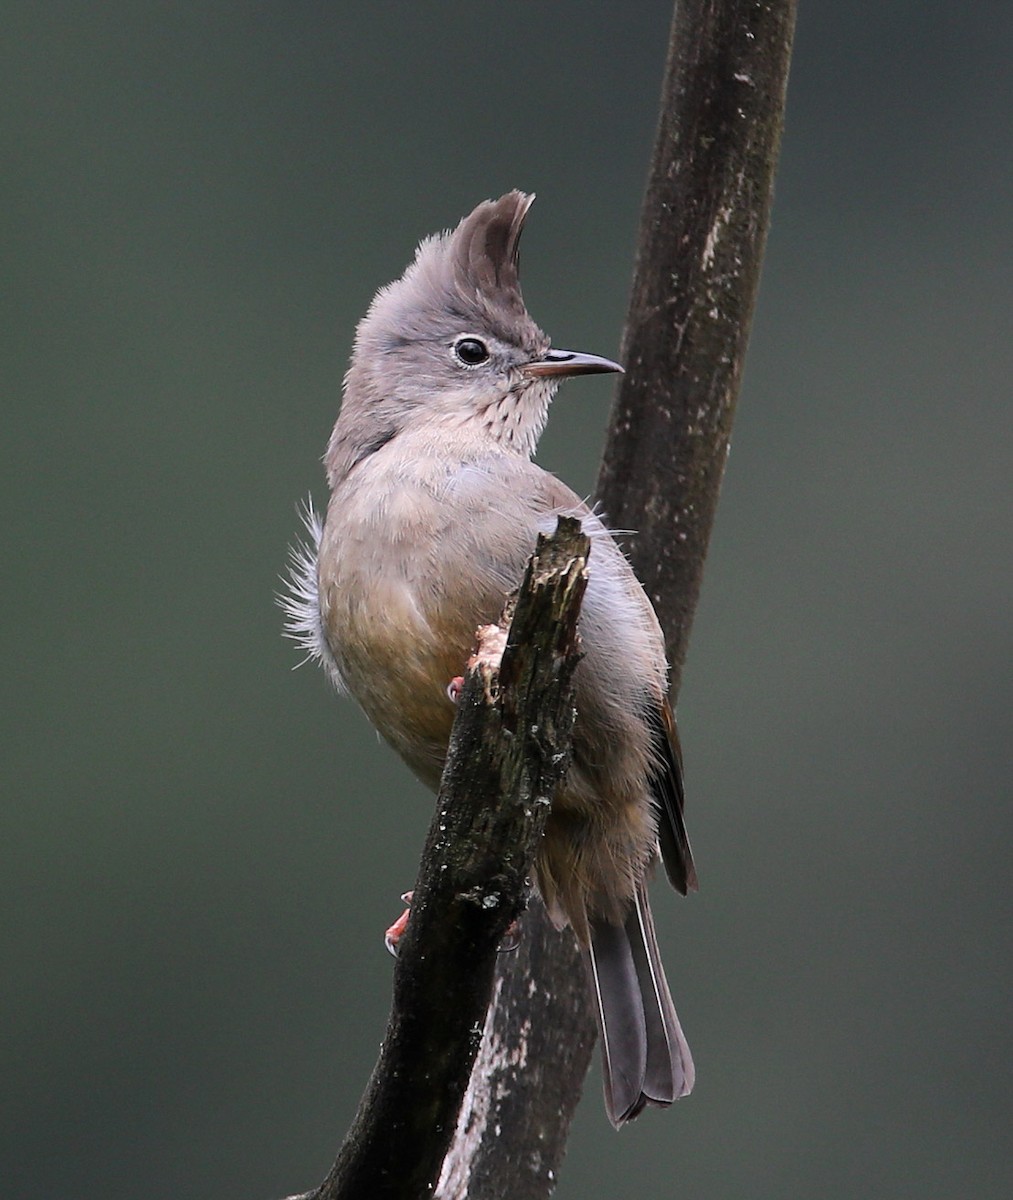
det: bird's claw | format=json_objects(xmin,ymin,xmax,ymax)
[
  {"xmin": 498, "ymin": 918, "xmax": 521, "ymax": 953},
  {"xmin": 384, "ymin": 891, "xmax": 414, "ymax": 957}
]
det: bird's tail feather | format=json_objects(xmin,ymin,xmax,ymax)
[{"xmin": 586, "ymin": 880, "xmax": 694, "ymax": 1128}]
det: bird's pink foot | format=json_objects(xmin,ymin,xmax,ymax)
[
  {"xmin": 446, "ymin": 675, "xmax": 465, "ymax": 703},
  {"xmin": 384, "ymin": 891, "xmax": 414, "ymax": 957}
]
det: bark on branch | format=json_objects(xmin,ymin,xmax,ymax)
[
  {"xmin": 599, "ymin": 0, "xmax": 797, "ymax": 689},
  {"xmin": 303, "ymin": 518, "xmax": 590, "ymax": 1200}
]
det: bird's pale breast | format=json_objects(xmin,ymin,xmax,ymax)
[{"xmin": 317, "ymin": 441, "xmax": 667, "ymax": 932}]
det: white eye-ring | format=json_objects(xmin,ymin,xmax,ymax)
[{"xmin": 452, "ymin": 336, "xmax": 490, "ymax": 367}]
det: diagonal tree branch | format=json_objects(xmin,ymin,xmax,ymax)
[{"xmin": 600, "ymin": 0, "xmax": 797, "ymax": 686}]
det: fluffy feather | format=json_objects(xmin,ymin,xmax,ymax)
[{"xmin": 279, "ymin": 498, "xmax": 345, "ymax": 692}]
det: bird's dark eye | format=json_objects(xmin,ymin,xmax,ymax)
[{"xmin": 453, "ymin": 337, "xmax": 490, "ymax": 366}]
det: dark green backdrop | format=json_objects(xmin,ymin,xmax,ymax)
[{"xmin": 3, "ymin": 4, "xmax": 1009, "ymax": 1197}]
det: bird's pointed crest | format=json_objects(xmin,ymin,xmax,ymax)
[{"xmin": 448, "ymin": 190, "xmax": 535, "ymax": 319}]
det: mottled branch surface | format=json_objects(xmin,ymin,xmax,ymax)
[
  {"xmin": 441, "ymin": 0, "xmax": 797, "ymax": 1194},
  {"xmin": 310, "ymin": 519, "xmax": 590, "ymax": 1200},
  {"xmin": 600, "ymin": 0, "xmax": 797, "ymax": 693}
]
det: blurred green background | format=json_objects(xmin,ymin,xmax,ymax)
[{"xmin": 3, "ymin": 3, "xmax": 1009, "ymax": 1197}]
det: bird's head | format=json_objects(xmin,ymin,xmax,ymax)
[{"xmin": 326, "ymin": 192, "xmax": 621, "ymax": 484}]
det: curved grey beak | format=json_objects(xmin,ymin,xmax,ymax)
[{"xmin": 521, "ymin": 348, "xmax": 624, "ymax": 379}]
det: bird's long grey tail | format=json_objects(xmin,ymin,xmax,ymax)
[{"xmin": 586, "ymin": 880, "xmax": 694, "ymax": 1128}]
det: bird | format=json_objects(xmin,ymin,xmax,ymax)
[{"xmin": 283, "ymin": 191, "xmax": 697, "ymax": 1126}]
